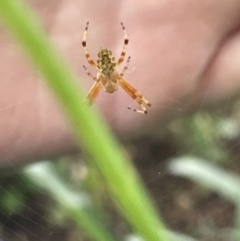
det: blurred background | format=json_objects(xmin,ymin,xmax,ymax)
[
  {"xmin": 1, "ymin": 102, "xmax": 240, "ymax": 241},
  {"xmin": 1, "ymin": 1, "xmax": 240, "ymax": 241}
]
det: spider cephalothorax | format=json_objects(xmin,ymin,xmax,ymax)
[{"xmin": 82, "ymin": 22, "xmax": 151, "ymax": 114}]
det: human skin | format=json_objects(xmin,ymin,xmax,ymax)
[{"xmin": 0, "ymin": 0, "xmax": 240, "ymax": 167}]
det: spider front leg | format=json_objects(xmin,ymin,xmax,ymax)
[
  {"xmin": 117, "ymin": 22, "xmax": 129, "ymax": 66},
  {"xmin": 82, "ymin": 22, "xmax": 98, "ymax": 69},
  {"xmin": 119, "ymin": 78, "xmax": 151, "ymax": 114}
]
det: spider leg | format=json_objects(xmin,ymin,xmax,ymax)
[
  {"xmin": 86, "ymin": 81, "xmax": 102, "ymax": 105},
  {"xmin": 82, "ymin": 22, "xmax": 98, "ymax": 69},
  {"xmin": 83, "ymin": 65, "xmax": 101, "ymax": 104},
  {"xmin": 119, "ymin": 78, "xmax": 151, "ymax": 114},
  {"xmin": 117, "ymin": 22, "xmax": 129, "ymax": 66},
  {"xmin": 83, "ymin": 65, "xmax": 98, "ymax": 81},
  {"xmin": 119, "ymin": 56, "xmax": 131, "ymax": 78}
]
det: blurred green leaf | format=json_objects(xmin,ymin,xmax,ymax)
[
  {"xmin": 168, "ymin": 156, "xmax": 240, "ymax": 204},
  {"xmin": 24, "ymin": 161, "xmax": 119, "ymax": 241}
]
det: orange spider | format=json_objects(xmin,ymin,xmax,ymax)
[{"xmin": 82, "ymin": 22, "xmax": 151, "ymax": 114}]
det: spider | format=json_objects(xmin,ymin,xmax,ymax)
[{"xmin": 82, "ymin": 22, "xmax": 151, "ymax": 114}]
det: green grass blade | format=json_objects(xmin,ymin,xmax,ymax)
[{"xmin": 0, "ymin": 0, "xmax": 168, "ymax": 240}]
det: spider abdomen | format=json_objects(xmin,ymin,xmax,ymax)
[{"xmin": 97, "ymin": 48, "xmax": 116, "ymax": 76}]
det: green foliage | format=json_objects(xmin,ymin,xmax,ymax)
[
  {"xmin": 0, "ymin": 174, "xmax": 27, "ymax": 214},
  {"xmin": 169, "ymin": 112, "xmax": 229, "ymax": 162}
]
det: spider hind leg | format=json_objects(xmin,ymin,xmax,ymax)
[
  {"xmin": 119, "ymin": 78, "xmax": 151, "ymax": 114},
  {"xmin": 86, "ymin": 81, "xmax": 102, "ymax": 105}
]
